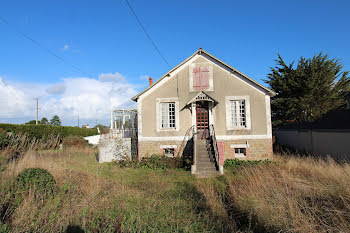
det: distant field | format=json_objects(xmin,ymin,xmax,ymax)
[{"xmin": 1, "ymin": 146, "xmax": 350, "ymax": 232}]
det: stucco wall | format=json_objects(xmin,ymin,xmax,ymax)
[
  {"xmin": 139, "ymin": 54, "xmax": 269, "ymax": 138},
  {"xmin": 275, "ymin": 130, "xmax": 350, "ymax": 160}
]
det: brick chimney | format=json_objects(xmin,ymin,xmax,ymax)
[{"xmin": 149, "ymin": 77, "xmax": 153, "ymax": 86}]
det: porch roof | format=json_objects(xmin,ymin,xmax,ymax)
[{"xmin": 187, "ymin": 91, "xmax": 218, "ymax": 105}]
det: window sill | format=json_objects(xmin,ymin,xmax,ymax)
[
  {"xmin": 227, "ymin": 127, "xmax": 251, "ymax": 131},
  {"xmin": 160, "ymin": 128, "xmax": 178, "ymax": 132}
]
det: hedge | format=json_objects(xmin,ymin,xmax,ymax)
[{"xmin": 0, "ymin": 123, "xmax": 98, "ymax": 139}]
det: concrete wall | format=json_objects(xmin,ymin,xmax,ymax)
[
  {"xmin": 84, "ymin": 135, "xmax": 100, "ymax": 145},
  {"xmin": 275, "ymin": 130, "xmax": 350, "ymax": 160},
  {"xmin": 98, "ymin": 138, "xmax": 131, "ymax": 163}
]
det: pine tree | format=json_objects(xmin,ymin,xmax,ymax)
[
  {"xmin": 265, "ymin": 53, "xmax": 350, "ymax": 126},
  {"xmin": 40, "ymin": 117, "xmax": 49, "ymax": 125},
  {"xmin": 50, "ymin": 115, "xmax": 62, "ymax": 126}
]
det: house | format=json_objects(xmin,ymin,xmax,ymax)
[
  {"xmin": 275, "ymin": 93, "xmax": 350, "ymax": 160},
  {"xmin": 131, "ymin": 48, "xmax": 275, "ymax": 175}
]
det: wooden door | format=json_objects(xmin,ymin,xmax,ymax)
[{"xmin": 196, "ymin": 102, "xmax": 209, "ymax": 139}]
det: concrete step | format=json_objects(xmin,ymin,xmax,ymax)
[
  {"xmin": 197, "ymin": 162, "xmax": 216, "ymax": 167},
  {"xmin": 195, "ymin": 171, "xmax": 220, "ymax": 178},
  {"xmin": 197, "ymin": 157, "xmax": 213, "ymax": 161},
  {"xmin": 197, "ymin": 167, "xmax": 217, "ymax": 172},
  {"xmin": 196, "ymin": 151, "xmax": 208, "ymax": 154}
]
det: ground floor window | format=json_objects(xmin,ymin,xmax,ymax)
[
  {"xmin": 156, "ymin": 98, "xmax": 179, "ymax": 132},
  {"xmin": 161, "ymin": 102, "xmax": 176, "ymax": 129},
  {"xmin": 234, "ymin": 148, "xmax": 246, "ymax": 158},
  {"xmin": 163, "ymin": 148, "xmax": 175, "ymax": 157}
]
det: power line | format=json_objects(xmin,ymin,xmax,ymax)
[
  {"xmin": 0, "ymin": 99, "xmax": 36, "ymax": 101},
  {"xmin": 0, "ymin": 15, "xmax": 94, "ymax": 78},
  {"xmin": 124, "ymin": 0, "xmax": 171, "ymax": 69}
]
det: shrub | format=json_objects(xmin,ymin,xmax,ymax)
[
  {"xmin": 16, "ymin": 168, "xmax": 56, "ymax": 195},
  {"xmin": 0, "ymin": 123, "xmax": 97, "ymax": 140},
  {"xmin": 114, "ymin": 155, "xmax": 185, "ymax": 170},
  {"xmin": 224, "ymin": 158, "xmax": 272, "ymax": 169},
  {"xmin": 0, "ymin": 128, "xmax": 9, "ymax": 150},
  {"xmin": 62, "ymin": 136, "xmax": 88, "ymax": 148},
  {"xmin": 138, "ymin": 155, "xmax": 171, "ymax": 170}
]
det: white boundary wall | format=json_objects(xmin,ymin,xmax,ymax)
[
  {"xmin": 98, "ymin": 138, "xmax": 131, "ymax": 163},
  {"xmin": 275, "ymin": 130, "xmax": 350, "ymax": 160}
]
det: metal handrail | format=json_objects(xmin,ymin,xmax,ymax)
[
  {"xmin": 208, "ymin": 124, "xmax": 220, "ymax": 169},
  {"xmin": 177, "ymin": 125, "xmax": 195, "ymax": 157}
]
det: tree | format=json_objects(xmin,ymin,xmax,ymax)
[
  {"xmin": 25, "ymin": 120, "xmax": 37, "ymax": 125},
  {"xmin": 265, "ymin": 53, "xmax": 350, "ymax": 126},
  {"xmin": 50, "ymin": 115, "xmax": 62, "ymax": 126},
  {"xmin": 40, "ymin": 117, "xmax": 49, "ymax": 125}
]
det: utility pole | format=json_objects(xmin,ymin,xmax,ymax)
[
  {"xmin": 36, "ymin": 98, "xmax": 39, "ymax": 125},
  {"xmin": 78, "ymin": 116, "xmax": 79, "ymax": 128}
]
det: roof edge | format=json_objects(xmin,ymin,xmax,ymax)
[{"xmin": 132, "ymin": 48, "xmax": 276, "ymax": 101}]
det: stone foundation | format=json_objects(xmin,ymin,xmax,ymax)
[
  {"xmin": 138, "ymin": 138, "xmax": 273, "ymax": 161},
  {"xmin": 221, "ymin": 139, "xmax": 273, "ymax": 161}
]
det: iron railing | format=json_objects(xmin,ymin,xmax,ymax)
[
  {"xmin": 177, "ymin": 125, "xmax": 195, "ymax": 157},
  {"xmin": 206, "ymin": 124, "xmax": 220, "ymax": 169}
]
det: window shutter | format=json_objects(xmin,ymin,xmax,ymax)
[
  {"xmin": 200, "ymin": 67, "xmax": 209, "ymax": 89},
  {"xmin": 193, "ymin": 66, "xmax": 210, "ymax": 90},
  {"xmin": 193, "ymin": 67, "xmax": 200, "ymax": 90}
]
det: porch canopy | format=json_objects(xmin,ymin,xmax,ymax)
[{"xmin": 187, "ymin": 91, "xmax": 218, "ymax": 105}]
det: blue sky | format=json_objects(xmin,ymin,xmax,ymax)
[{"xmin": 1, "ymin": 0, "xmax": 349, "ymax": 126}]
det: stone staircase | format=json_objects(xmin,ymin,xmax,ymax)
[{"xmin": 195, "ymin": 140, "xmax": 220, "ymax": 178}]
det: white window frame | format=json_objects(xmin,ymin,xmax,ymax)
[
  {"xmin": 225, "ymin": 96, "xmax": 251, "ymax": 130},
  {"xmin": 156, "ymin": 98, "xmax": 180, "ymax": 132},
  {"xmin": 189, "ymin": 62, "xmax": 214, "ymax": 92},
  {"xmin": 230, "ymin": 143, "xmax": 249, "ymax": 158}
]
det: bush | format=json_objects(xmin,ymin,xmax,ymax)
[
  {"xmin": 224, "ymin": 158, "xmax": 272, "ymax": 169},
  {"xmin": 16, "ymin": 168, "xmax": 56, "ymax": 195},
  {"xmin": 0, "ymin": 123, "xmax": 97, "ymax": 140},
  {"xmin": 62, "ymin": 136, "xmax": 88, "ymax": 148},
  {"xmin": 0, "ymin": 129, "xmax": 9, "ymax": 150},
  {"xmin": 114, "ymin": 155, "xmax": 186, "ymax": 170},
  {"xmin": 138, "ymin": 156, "xmax": 172, "ymax": 170}
]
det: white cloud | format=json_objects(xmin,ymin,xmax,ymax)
[
  {"xmin": 0, "ymin": 73, "xmax": 138, "ymax": 125},
  {"xmin": 61, "ymin": 45, "xmax": 69, "ymax": 51},
  {"xmin": 46, "ymin": 83, "xmax": 66, "ymax": 95},
  {"xmin": 99, "ymin": 72, "xmax": 125, "ymax": 82},
  {"xmin": 139, "ymin": 75, "xmax": 149, "ymax": 80}
]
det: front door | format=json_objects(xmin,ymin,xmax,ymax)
[{"xmin": 196, "ymin": 102, "xmax": 209, "ymax": 140}]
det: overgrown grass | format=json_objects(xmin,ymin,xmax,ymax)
[{"xmin": 0, "ymin": 146, "xmax": 349, "ymax": 232}]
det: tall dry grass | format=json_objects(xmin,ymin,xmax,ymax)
[
  {"xmin": 226, "ymin": 155, "xmax": 350, "ymax": 232},
  {"xmin": 0, "ymin": 146, "xmax": 130, "ymax": 232},
  {"xmin": 2, "ymin": 145, "xmax": 350, "ymax": 232}
]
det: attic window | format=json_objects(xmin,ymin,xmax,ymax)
[{"xmin": 193, "ymin": 67, "xmax": 209, "ymax": 90}]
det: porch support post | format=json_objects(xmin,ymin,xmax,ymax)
[{"xmin": 208, "ymin": 102, "xmax": 213, "ymax": 125}]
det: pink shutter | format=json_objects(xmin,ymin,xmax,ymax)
[
  {"xmin": 200, "ymin": 67, "xmax": 209, "ymax": 89},
  {"xmin": 193, "ymin": 67, "xmax": 201, "ymax": 90},
  {"xmin": 193, "ymin": 67, "xmax": 209, "ymax": 90}
]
